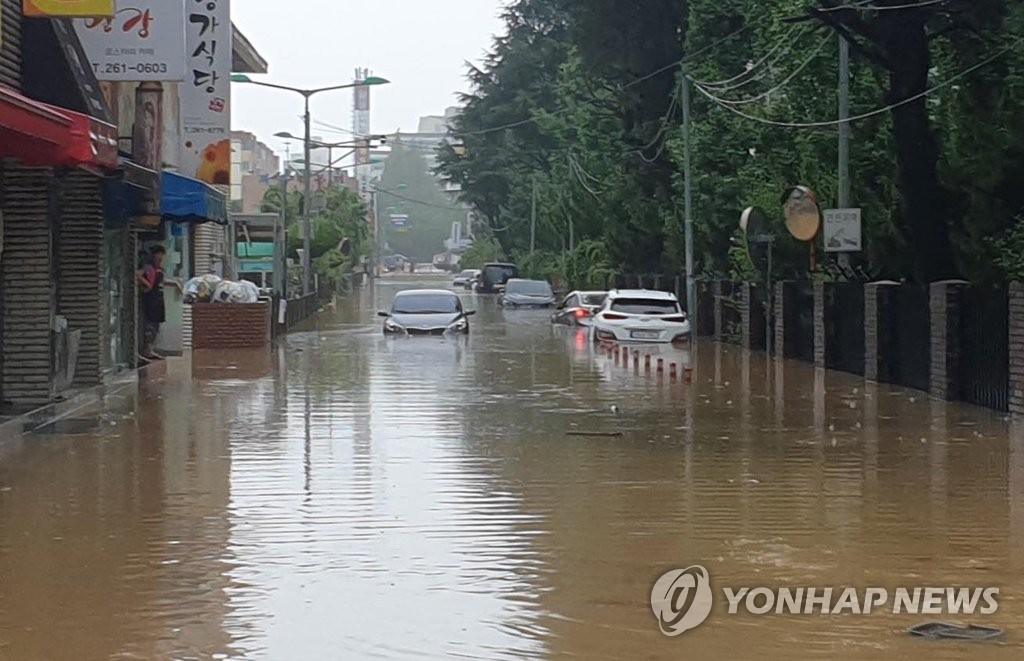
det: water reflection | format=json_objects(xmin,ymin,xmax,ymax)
[{"xmin": 0, "ymin": 276, "xmax": 1020, "ymax": 660}]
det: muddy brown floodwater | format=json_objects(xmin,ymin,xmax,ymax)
[{"xmin": 0, "ymin": 275, "xmax": 1022, "ymax": 660}]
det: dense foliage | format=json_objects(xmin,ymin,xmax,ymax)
[
  {"xmin": 261, "ymin": 185, "xmax": 370, "ymax": 292},
  {"xmin": 438, "ymin": 0, "xmax": 1024, "ymax": 285}
]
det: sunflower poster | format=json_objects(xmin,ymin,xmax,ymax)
[{"xmin": 179, "ymin": 0, "xmax": 231, "ymax": 187}]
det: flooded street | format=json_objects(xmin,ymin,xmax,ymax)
[{"xmin": 1, "ymin": 275, "xmax": 1022, "ymax": 660}]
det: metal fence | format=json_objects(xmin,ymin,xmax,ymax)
[
  {"xmin": 959, "ymin": 286, "xmax": 1009, "ymax": 412},
  {"xmin": 888, "ymin": 285, "xmax": 931, "ymax": 392},
  {"xmin": 824, "ymin": 283, "xmax": 865, "ymax": 376}
]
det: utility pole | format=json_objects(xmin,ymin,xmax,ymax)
[
  {"xmin": 530, "ymin": 176, "xmax": 537, "ymax": 254},
  {"xmin": 681, "ymin": 65, "xmax": 697, "ymax": 329},
  {"xmin": 837, "ymin": 35, "xmax": 851, "ymax": 269}
]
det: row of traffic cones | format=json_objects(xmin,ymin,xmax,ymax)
[{"xmin": 598, "ymin": 341, "xmax": 693, "ymax": 384}]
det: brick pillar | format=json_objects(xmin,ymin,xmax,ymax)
[
  {"xmin": 774, "ymin": 281, "xmax": 785, "ymax": 357},
  {"xmin": 929, "ymin": 281, "xmax": 968, "ymax": 401},
  {"xmin": 865, "ymin": 282, "xmax": 899, "ymax": 383},
  {"xmin": 1010, "ymin": 283, "xmax": 1024, "ymax": 416},
  {"xmin": 865, "ymin": 284, "xmax": 881, "ymax": 382},
  {"xmin": 740, "ymin": 283, "xmax": 752, "ymax": 348},
  {"xmin": 813, "ymin": 281, "xmax": 826, "ymax": 368},
  {"xmin": 712, "ymin": 280, "xmax": 724, "ymax": 342}
]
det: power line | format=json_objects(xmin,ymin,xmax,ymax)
[
  {"xmin": 691, "ymin": 35, "xmax": 1021, "ymax": 128},
  {"xmin": 819, "ymin": 0, "xmax": 949, "ymax": 12},
  {"xmin": 714, "ymin": 34, "xmax": 832, "ymax": 106},
  {"xmin": 375, "ymin": 187, "xmax": 464, "ymax": 212},
  {"xmin": 693, "ymin": 24, "xmax": 813, "ymax": 91},
  {"xmin": 451, "ymin": 24, "xmax": 751, "ymax": 139}
]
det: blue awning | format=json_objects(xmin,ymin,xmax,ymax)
[
  {"xmin": 160, "ymin": 171, "xmax": 228, "ymax": 225},
  {"xmin": 103, "ymin": 160, "xmax": 160, "ymax": 226}
]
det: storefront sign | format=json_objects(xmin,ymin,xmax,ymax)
[
  {"xmin": 180, "ymin": 0, "xmax": 231, "ymax": 186},
  {"xmin": 23, "ymin": 0, "xmax": 114, "ymax": 17},
  {"xmin": 74, "ymin": 1, "xmax": 186, "ymax": 81}
]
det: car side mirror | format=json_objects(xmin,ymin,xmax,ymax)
[
  {"xmin": 465, "ymin": 310, "xmax": 477, "ymax": 316},
  {"xmin": 377, "ymin": 311, "xmax": 389, "ymax": 317}
]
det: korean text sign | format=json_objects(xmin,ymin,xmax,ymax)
[
  {"xmin": 74, "ymin": 0, "xmax": 186, "ymax": 81},
  {"xmin": 180, "ymin": 0, "xmax": 232, "ymax": 186}
]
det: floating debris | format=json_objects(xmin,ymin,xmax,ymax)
[{"xmin": 907, "ymin": 622, "xmax": 1003, "ymax": 641}]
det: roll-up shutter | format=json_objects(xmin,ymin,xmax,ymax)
[
  {"xmin": 1, "ymin": 165, "xmax": 54, "ymax": 407},
  {"xmin": 56, "ymin": 170, "xmax": 104, "ymax": 387},
  {"xmin": 0, "ymin": 0, "xmax": 22, "ymax": 90}
]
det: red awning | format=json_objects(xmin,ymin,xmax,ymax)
[{"xmin": 0, "ymin": 86, "xmax": 118, "ymax": 169}]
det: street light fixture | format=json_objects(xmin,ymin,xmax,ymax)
[{"xmin": 231, "ymin": 74, "xmax": 390, "ymax": 296}]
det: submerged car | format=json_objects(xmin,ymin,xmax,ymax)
[
  {"xmin": 476, "ymin": 262, "xmax": 519, "ymax": 294},
  {"xmin": 500, "ymin": 279, "xmax": 556, "ymax": 308},
  {"xmin": 551, "ymin": 290, "xmax": 608, "ymax": 326},
  {"xmin": 591, "ymin": 289, "xmax": 690, "ymax": 343},
  {"xmin": 379, "ymin": 289, "xmax": 475, "ymax": 335},
  {"xmin": 453, "ymin": 269, "xmax": 480, "ymax": 288}
]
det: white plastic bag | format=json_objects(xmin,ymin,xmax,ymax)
[
  {"xmin": 212, "ymin": 279, "xmax": 260, "ymax": 304},
  {"xmin": 183, "ymin": 274, "xmax": 223, "ymax": 303}
]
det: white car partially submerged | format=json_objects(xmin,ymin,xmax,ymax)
[{"xmin": 591, "ymin": 289, "xmax": 690, "ymax": 343}]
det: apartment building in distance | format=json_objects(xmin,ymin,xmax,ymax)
[{"xmin": 231, "ymin": 131, "xmax": 280, "ymax": 213}]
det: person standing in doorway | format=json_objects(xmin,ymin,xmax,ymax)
[{"xmin": 137, "ymin": 245, "xmax": 182, "ymax": 360}]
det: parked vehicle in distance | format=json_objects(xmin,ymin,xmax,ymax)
[
  {"xmin": 378, "ymin": 289, "xmax": 475, "ymax": 335},
  {"xmin": 551, "ymin": 291, "xmax": 608, "ymax": 326},
  {"xmin": 591, "ymin": 289, "xmax": 690, "ymax": 343},
  {"xmin": 382, "ymin": 254, "xmax": 409, "ymax": 272},
  {"xmin": 500, "ymin": 279, "xmax": 556, "ymax": 308},
  {"xmin": 476, "ymin": 262, "xmax": 519, "ymax": 294},
  {"xmin": 453, "ymin": 269, "xmax": 480, "ymax": 288}
]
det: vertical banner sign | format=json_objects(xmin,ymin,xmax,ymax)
[
  {"xmin": 23, "ymin": 0, "xmax": 114, "ymax": 17},
  {"xmin": 180, "ymin": 0, "xmax": 231, "ymax": 186},
  {"xmin": 353, "ymin": 67, "xmax": 372, "ymax": 202},
  {"xmin": 74, "ymin": 1, "xmax": 187, "ymax": 82}
]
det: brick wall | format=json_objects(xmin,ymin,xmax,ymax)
[
  {"xmin": 191, "ymin": 303, "xmax": 270, "ymax": 350},
  {"xmin": 813, "ymin": 282, "xmax": 825, "ymax": 368},
  {"xmin": 1010, "ymin": 283, "xmax": 1024, "ymax": 416},
  {"xmin": 929, "ymin": 281, "xmax": 967, "ymax": 401}
]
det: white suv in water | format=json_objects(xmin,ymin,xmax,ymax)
[{"xmin": 591, "ymin": 289, "xmax": 690, "ymax": 343}]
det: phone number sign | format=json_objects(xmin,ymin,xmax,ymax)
[{"xmin": 74, "ymin": 1, "xmax": 186, "ymax": 82}]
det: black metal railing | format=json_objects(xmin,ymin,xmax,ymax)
[
  {"xmin": 825, "ymin": 282, "xmax": 865, "ymax": 376},
  {"xmin": 959, "ymin": 286, "xmax": 1009, "ymax": 412}
]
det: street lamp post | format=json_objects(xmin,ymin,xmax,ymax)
[{"xmin": 231, "ymin": 74, "xmax": 389, "ymax": 296}]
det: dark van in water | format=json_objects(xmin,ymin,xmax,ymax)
[{"xmin": 476, "ymin": 262, "xmax": 519, "ymax": 294}]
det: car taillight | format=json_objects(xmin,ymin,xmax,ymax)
[
  {"xmin": 662, "ymin": 315, "xmax": 687, "ymax": 322},
  {"xmin": 574, "ymin": 308, "xmax": 591, "ymax": 319},
  {"xmin": 602, "ymin": 313, "xmax": 628, "ymax": 321}
]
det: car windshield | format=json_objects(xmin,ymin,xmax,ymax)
[
  {"xmin": 610, "ymin": 298, "xmax": 679, "ymax": 315},
  {"xmin": 582, "ymin": 293, "xmax": 607, "ymax": 306},
  {"xmin": 393, "ymin": 294, "xmax": 460, "ymax": 314},
  {"xmin": 484, "ymin": 265, "xmax": 517, "ymax": 283},
  {"xmin": 507, "ymin": 280, "xmax": 553, "ymax": 296}
]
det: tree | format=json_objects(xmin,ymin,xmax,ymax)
[{"xmin": 378, "ymin": 143, "xmax": 465, "ymax": 261}]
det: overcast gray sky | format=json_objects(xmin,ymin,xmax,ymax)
[{"xmin": 231, "ymin": 1, "xmax": 506, "ymax": 161}]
